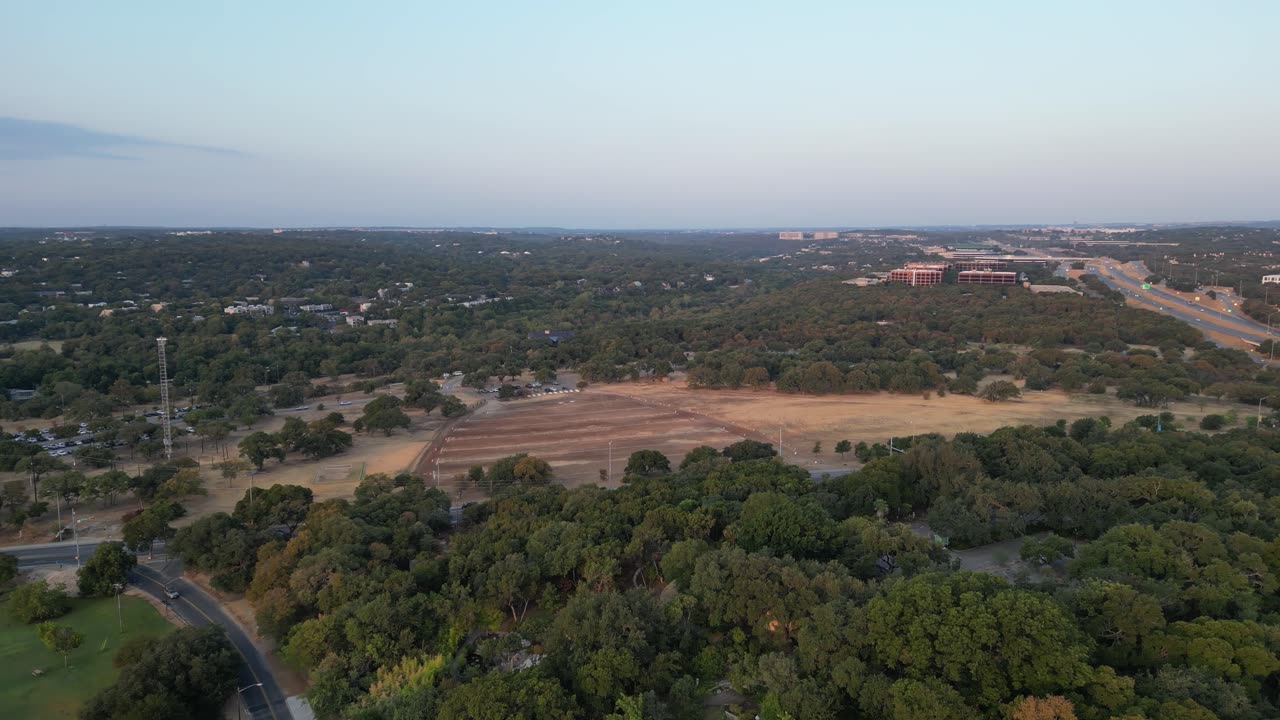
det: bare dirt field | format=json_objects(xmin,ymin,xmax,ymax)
[
  {"xmin": 602, "ymin": 378, "xmax": 1240, "ymax": 471},
  {"xmin": 423, "ymin": 392, "xmax": 745, "ymax": 501}
]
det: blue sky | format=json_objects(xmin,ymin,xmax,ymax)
[{"xmin": 2, "ymin": 1, "xmax": 1277, "ymax": 227}]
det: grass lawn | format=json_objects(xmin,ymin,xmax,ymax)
[
  {"xmin": 6, "ymin": 339, "xmax": 64, "ymax": 352},
  {"xmin": 0, "ymin": 593, "xmax": 174, "ymax": 719}
]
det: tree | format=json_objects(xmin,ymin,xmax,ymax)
[
  {"xmin": 38, "ymin": 621, "xmax": 84, "ymax": 669},
  {"xmin": 82, "ymin": 470, "xmax": 131, "ymax": 506},
  {"xmin": 835, "ymin": 439, "xmax": 852, "ymax": 457},
  {"xmin": 979, "ymin": 380, "xmax": 1022, "ymax": 403},
  {"xmin": 78, "ymin": 541, "xmax": 137, "ymax": 597},
  {"xmin": 730, "ymin": 492, "xmax": 837, "ymax": 558},
  {"xmin": 155, "ymin": 468, "xmax": 206, "ymax": 500},
  {"xmin": 722, "ymin": 439, "xmax": 776, "ymax": 462},
  {"xmin": 122, "ymin": 500, "xmax": 184, "ymax": 559},
  {"xmin": 172, "ymin": 513, "xmax": 259, "ymax": 592},
  {"xmin": 0, "ymin": 552, "xmax": 17, "ymax": 587},
  {"xmin": 81, "ymin": 625, "xmax": 242, "ymax": 720},
  {"xmin": 215, "ymin": 459, "xmax": 250, "ymax": 488},
  {"xmin": 1020, "ymin": 534, "xmax": 1075, "ymax": 566},
  {"xmin": 9, "ymin": 579, "xmax": 71, "ymax": 623},
  {"xmin": 680, "ymin": 445, "xmax": 722, "ymax": 469},
  {"xmin": 295, "ymin": 426, "xmax": 353, "ymax": 459},
  {"xmin": 863, "ymin": 572, "xmax": 1093, "ymax": 711},
  {"xmin": 435, "ymin": 669, "xmax": 580, "ymax": 720},
  {"xmin": 74, "ymin": 444, "xmax": 116, "ymax": 468},
  {"xmin": 1198, "ymin": 414, "xmax": 1225, "ymax": 430},
  {"xmin": 1006, "ymin": 695, "xmax": 1078, "ymax": 720},
  {"xmin": 239, "ymin": 431, "xmax": 285, "ymax": 470},
  {"xmin": 624, "ymin": 450, "xmax": 670, "ymax": 476},
  {"xmin": 439, "ymin": 395, "xmax": 467, "ymax": 417},
  {"xmin": 233, "ymin": 484, "xmax": 312, "ymax": 532},
  {"xmin": 360, "ymin": 406, "xmax": 411, "ymax": 435},
  {"xmin": 742, "ymin": 366, "xmax": 771, "ymax": 388},
  {"xmin": 513, "ymin": 455, "xmax": 553, "ymax": 485},
  {"xmin": 812, "ymin": 441, "xmax": 822, "ymax": 454}
]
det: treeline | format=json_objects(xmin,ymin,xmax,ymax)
[{"xmin": 160, "ymin": 424, "xmax": 1280, "ymax": 719}]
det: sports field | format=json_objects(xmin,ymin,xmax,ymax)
[{"xmin": 0, "ymin": 593, "xmax": 174, "ymax": 719}]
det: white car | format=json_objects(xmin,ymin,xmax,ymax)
[{"xmin": 338, "ymin": 400, "xmax": 353, "ymax": 406}]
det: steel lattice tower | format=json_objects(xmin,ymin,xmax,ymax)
[{"xmin": 157, "ymin": 337, "xmax": 173, "ymax": 460}]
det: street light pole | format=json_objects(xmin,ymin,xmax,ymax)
[
  {"xmin": 71, "ymin": 509, "xmax": 95, "ymax": 568},
  {"xmin": 607, "ymin": 440, "xmax": 612, "ymax": 484},
  {"xmin": 113, "ymin": 582, "xmax": 124, "ymax": 633},
  {"xmin": 236, "ymin": 682, "xmax": 264, "ymax": 720}
]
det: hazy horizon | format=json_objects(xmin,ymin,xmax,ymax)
[{"xmin": 3, "ymin": 2, "xmax": 1277, "ymax": 227}]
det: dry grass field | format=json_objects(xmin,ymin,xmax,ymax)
[{"xmin": 423, "ymin": 392, "xmax": 745, "ymax": 501}]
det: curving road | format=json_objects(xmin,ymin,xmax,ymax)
[{"xmin": 5, "ymin": 540, "xmax": 292, "ymax": 720}]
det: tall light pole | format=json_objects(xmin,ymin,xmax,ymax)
[
  {"xmin": 71, "ymin": 508, "xmax": 94, "ymax": 568},
  {"xmin": 236, "ymin": 682, "xmax": 264, "ymax": 720},
  {"xmin": 112, "ymin": 582, "xmax": 124, "ymax": 633},
  {"xmin": 607, "ymin": 440, "xmax": 613, "ymax": 484}
]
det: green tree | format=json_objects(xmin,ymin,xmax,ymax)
[
  {"xmin": 122, "ymin": 500, "xmax": 184, "ymax": 559},
  {"xmin": 233, "ymin": 484, "xmax": 312, "ymax": 532},
  {"xmin": 979, "ymin": 380, "xmax": 1022, "ymax": 403},
  {"xmin": 239, "ymin": 431, "xmax": 285, "ymax": 470},
  {"xmin": 722, "ymin": 439, "xmax": 776, "ymax": 462},
  {"xmin": 8, "ymin": 579, "xmax": 71, "ymax": 623},
  {"xmin": 77, "ymin": 541, "xmax": 137, "ymax": 597},
  {"xmin": 435, "ymin": 670, "xmax": 580, "ymax": 720},
  {"xmin": 0, "ymin": 552, "xmax": 17, "ymax": 586},
  {"xmin": 38, "ymin": 621, "xmax": 84, "ymax": 669},
  {"xmin": 81, "ymin": 625, "xmax": 242, "ymax": 720},
  {"xmin": 863, "ymin": 572, "xmax": 1093, "ymax": 711},
  {"xmin": 835, "ymin": 439, "xmax": 852, "ymax": 457},
  {"xmin": 624, "ymin": 450, "xmax": 671, "ymax": 476},
  {"xmin": 360, "ymin": 406, "xmax": 411, "ymax": 435}
]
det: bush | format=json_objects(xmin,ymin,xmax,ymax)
[
  {"xmin": 1199, "ymin": 414, "xmax": 1226, "ymax": 431},
  {"xmin": 8, "ymin": 579, "xmax": 71, "ymax": 623}
]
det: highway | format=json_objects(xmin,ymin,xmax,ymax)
[
  {"xmin": 5, "ymin": 540, "xmax": 292, "ymax": 720},
  {"xmin": 1088, "ymin": 262, "xmax": 1274, "ymax": 347}
]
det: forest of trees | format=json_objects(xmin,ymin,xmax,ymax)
[
  {"xmin": 0, "ymin": 230, "xmax": 1277, "ymax": 425},
  {"xmin": 153, "ymin": 419, "xmax": 1280, "ymax": 720}
]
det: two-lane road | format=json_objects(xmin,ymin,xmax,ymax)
[{"xmin": 4, "ymin": 540, "xmax": 293, "ymax": 720}]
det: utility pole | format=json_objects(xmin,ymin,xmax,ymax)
[
  {"xmin": 157, "ymin": 338, "xmax": 173, "ymax": 460},
  {"xmin": 607, "ymin": 440, "xmax": 613, "ymax": 483}
]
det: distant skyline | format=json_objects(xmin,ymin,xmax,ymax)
[{"xmin": 3, "ymin": 1, "xmax": 1277, "ymax": 227}]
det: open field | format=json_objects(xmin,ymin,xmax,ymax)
[
  {"xmin": 423, "ymin": 392, "xmax": 745, "ymax": 500},
  {"xmin": 0, "ymin": 593, "xmax": 174, "ymax": 719},
  {"xmin": 602, "ymin": 379, "xmax": 1242, "ymax": 471},
  {"xmin": 423, "ymin": 379, "xmax": 1241, "ymax": 496},
  {"xmin": 5, "ymin": 339, "xmax": 65, "ymax": 353}
]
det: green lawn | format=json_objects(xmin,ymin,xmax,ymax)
[{"xmin": 0, "ymin": 593, "xmax": 174, "ymax": 719}]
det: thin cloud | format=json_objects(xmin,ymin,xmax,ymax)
[{"xmin": 0, "ymin": 117, "xmax": 248, "ymax": 160}]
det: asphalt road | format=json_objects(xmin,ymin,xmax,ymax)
[
  {"xmin": 1089, "ymin": 263, "xmax": 1273, "ymax": 346},
  {"xmin": 4, "ymin": 540, "xmax": 292, "ymax": 720}
]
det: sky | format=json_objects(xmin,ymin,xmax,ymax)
[{"xmin": 2, "ymin": 1, "xmax": 1277, "ymax": 228}]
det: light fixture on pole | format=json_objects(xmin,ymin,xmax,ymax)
[
  {"xmin": 236, "ymin": 682, "xmax": 264, "ymax": 720},
  {"xmin": 71, "ymin": 509, "xmax": 95, "ymax": 568}
]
